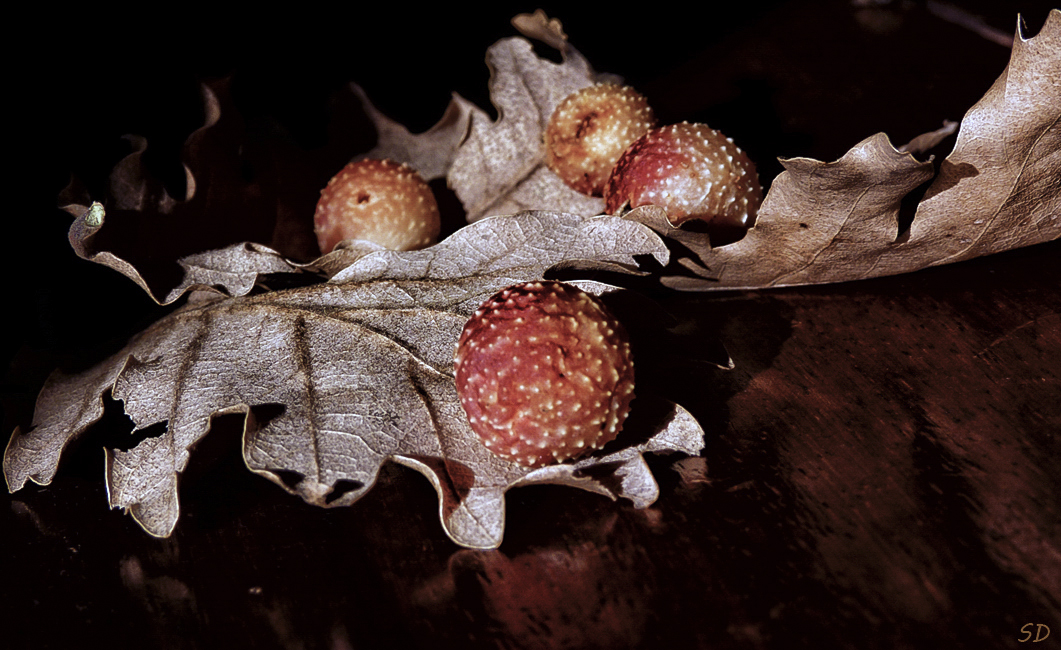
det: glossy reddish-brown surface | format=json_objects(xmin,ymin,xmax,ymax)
[{"xmin": 5, "ymin": 2, "xmax": 1058, "ymax": 648}]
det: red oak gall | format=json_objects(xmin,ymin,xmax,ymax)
[
  {"xmin": 545, "ymin": 83, "xmax": 657, "ymax": 197},
  {"xmin": 454, "ymin": 281, "xmax": 635, "ymax": 468},
  {"xmin": 314, "ymin": 159, "xmax": 440, "ymax": 253},
  {"xmin": 604, "ymin": 122, "xmax": 763, "ymax": 229}
]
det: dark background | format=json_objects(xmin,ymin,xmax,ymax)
[{"xmin": 5, "ymin": 2, "xmax": 1059, "ymax": 648}]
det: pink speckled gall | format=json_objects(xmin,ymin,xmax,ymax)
[
  {"xmin": 604, "ymin": 122, "xmax": 763, "ymax": 229},
  {"xmin": 314, "ymin": 159, "xmax": 440, "ymax": 253},
  {"xmin": 454, "ymin": 281, "xmax": 636, "ymax": 468}
]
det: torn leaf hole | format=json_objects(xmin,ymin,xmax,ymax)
[
  {"xmin": 115, "ymin": 420, "xmax": 169, "ymax": 452},
  {"xmin": 271, "ymin": 470, "xmax": 304, "ymax": 490},
  {"xmin": 573, "ymin": 460, "xmax": 625, "ymax": 479},
  {"xmin": 632, "ymin": 252, "xmax": 666, "ymax": 273},
  {"xmin": 895, "ymin": 174, "xmax": 937, "ymax": 243},
  {"xmin": 527, "ymin": 37, "xmax": 564, "ymax": 64},
  {"xmin": 325, "ymin": 479, "xmax": 365, "ymax": 504},
  {"xmin": 250, "ymin": 403, "xmax": 286, "ymax": 430}
]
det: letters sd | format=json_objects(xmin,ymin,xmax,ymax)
[{"xmin": 1019, "ymin": 623, "xmax": 1050, "ymax": 643}]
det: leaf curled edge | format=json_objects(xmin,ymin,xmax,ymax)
[
  {"xmin": 400, "ymin": 398, "xmax": 704, "ymax": 550},
  {"xmin": 638, "ymin": 133, "xmax": 935, "ymax": 290},
  {"xmin": 353, "ymin": 84, "xmax": 479, "ymax": 182},
  {"xmin": 330, "ymin": 211, "xmax": 669, "ymax": 284},
  {"xmin": 68, "ymin": 202, "xmax": 302, "ymax": 305},
  {"xmin": 634, "ymin": 10, "xmax": 1060, "ymax": 291},
  {"xmin": 884, "ymin": 9, "xmax": 1061, "ymax": 270}
]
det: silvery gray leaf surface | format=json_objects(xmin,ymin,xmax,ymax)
[{"xmin": 5, "ymin": 208, "xmax": 702, "ymax": 549}]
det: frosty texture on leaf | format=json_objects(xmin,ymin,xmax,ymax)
[
  {"xmin": 20, "ymin": 8, "xmax": 1057, "ymax": 550},
  {"xmin": 4, "ymin": 211, "xmax": 694, "ymax": 549},
  {"xmin": 330, "ymin": 211, "xmax": 665, "ymax": 283}
]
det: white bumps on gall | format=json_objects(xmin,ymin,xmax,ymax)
[
  {"xmin": 454, "ymin": 281, "xmax": 636, "ymax": 468},
  {"xmin": 604, "ymin": 122, "xmax": 763, "ymax": 229},
  {"xmin": 314, "ymin": 159, "xmax": 440, "ymax": 254}
]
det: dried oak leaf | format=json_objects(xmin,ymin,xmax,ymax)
[
  {"xmin": 357, "ymin": 17, "xmax": 612, "ymax": 222},
  {"xmin": 4, "ymin": 207, "xmax": 704, "ymax": 550},
  {"xmin": 647, "ymin": 11, "xmax": 1060, "ymax": 290}
]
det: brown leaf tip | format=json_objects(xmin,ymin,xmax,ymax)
[
  {"xmin": 314, "ymin": 159, "xmax": 441, "ymax": 254},
  {"xmin": 604, "ymin": 122, "xmax": 763, "ymax": 229},
  {"xmin": 454, "ymin": 281, "xmax": 635, "ymax": 469},
  {"xmin": 545, "ymin": 84, "xmax": 658, "ymax": 197}
]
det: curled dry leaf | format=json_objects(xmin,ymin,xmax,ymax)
[
  {"xmin": 68, "ymin": 203, "xmax": 302, "ymax": 305},
  {"xmin": 353, "ymin": 9, "xmax": 581, "ymax": 187},
  {"xmin": 60, "ymin": 77, "xmax": 327, "ymax": 267},
  {"xmin": 651, "ymin": 132, "xmax": 937, "ymax": 290},
  {"xmin": 634, "ymin": 11, "xmax": 1060, "ymax": 290},
  {"xmin": 897, "ymin": 120, "xmax": 959, "ymax": 155},
  {"xmin": 510, "ymin": 9, "xmax": 570, "ymax": 52},
  {"xmin": 4, "ymin": 206, "xmax": 704, "ymax": 550},
  {"xmin": 15, "ymin": 8, "xmax": 1053, "ymax": 550}
]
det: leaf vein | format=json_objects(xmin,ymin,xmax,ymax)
[{"xmin": 936, "ymin": 113, "xmax": 1059, "ymax": 265}]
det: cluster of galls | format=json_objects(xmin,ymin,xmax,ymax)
[
  {"xmin": 312, "ymin": 164, "xmax": 639, "ymax": 469},
  {"xmin": 312, "ymin": 83, "xmax": 760, "ymax": 470},
  {"xmin": 546, "ymin": 83, "xmax": 763, "ymax": 230},
  {"xmin": 313, "ymin": 84, "xmax": 763, "ymax": 255}
]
